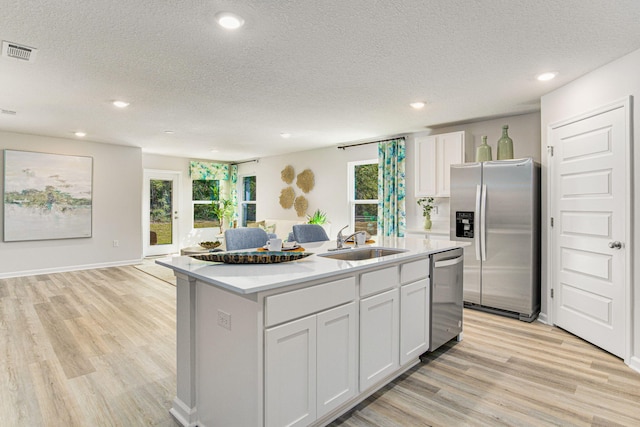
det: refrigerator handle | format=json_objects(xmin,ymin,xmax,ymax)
[
  {"xmin": 475, "ymin": 184, "xmax": 481, "ymax": 261},
  {"xmin": 480, "ymin": 184, "xmax": 487, "ymax": 261}
]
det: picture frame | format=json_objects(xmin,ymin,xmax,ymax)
[{"xmin": 3, "ymin": 149, "xmax": 93, "ymax": 241}]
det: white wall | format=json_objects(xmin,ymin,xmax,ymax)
[
  {"xmin": 238, "ymin": 143, "xmax": 378, "ymax": 237},
  {"xmin": 237, "ymin": 112, "xmax": 541, "ymax": 237},
  {"xmin": 405, "ymin": 112, "xmax": 542, "ymax": 230},
  {"xmin": 0, "ymin": 131, "xmax": 142, "ymax": 277},
  {"xmin": 141, "ymin": 153, "xmax": 226, "ymax": 248},
  {"xmin": 540, "ymin": 47, "xmax": 639, "ymax": 368}
]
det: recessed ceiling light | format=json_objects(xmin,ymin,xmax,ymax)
[
  {"xmin": 280, "ymin": 132, "xmax": 291, "ymax": 139},
  {"xmin": 537, "ymin": 72, "xmax": 557, "ymax": 81},
  {"xmin": 112, "ymin": 100, "xmax": 130, "ymax": 108},
  {"xmin": 75, "ymin": 131, "xmax": 86, "ymax": 137},
  {"xmin": 164, "ymin": 130, "xmax": 175, "ymax": 134},
  {"xmin": 210, "ymin": 149, "xmax": 219, "ymax": 153},
  {"xmin": 215, "ymin": 12, "xmax": 245, "ymax": 30},
  {"xmin": 410, "ymin": 102, "xmax": 426, "ymax": 109}
]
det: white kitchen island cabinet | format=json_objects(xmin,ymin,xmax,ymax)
[{"xmin": 157, "ymin": 237, "xmax": 467, "ymax": 427}]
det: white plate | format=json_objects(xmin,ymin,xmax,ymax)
[{"xmin": 263, "ymin": 245, "xmax": 300, "ymax": 251}]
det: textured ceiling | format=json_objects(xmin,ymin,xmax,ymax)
[{"xmin": 1, "ymin": 1, "xmax": 640, "ymax": 161}]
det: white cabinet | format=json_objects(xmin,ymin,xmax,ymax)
[
  {"xmin": 400, "ymin": 279, "xmax": 430, "ymax": 365},
  {"xmin": 265, "ymin": 315, "xmax": 317, "ymax": 427},
  {"xmin": 415, "ymin": 131, "xmax": 468, "ymax": 197},
  {"xmin": 400, "ymin": 258, "xmax": 430, "ymax": 365},
  {"xmin": 359, "ymin": 288, "xmax": 400, "ymax": 391},
  {"xmin": 317, "ymin": 303, "xmax": 357, "ymax": 417},
  {"xmin": 265, "ymin": 302, "xmax": 357, "ymax": 427}
]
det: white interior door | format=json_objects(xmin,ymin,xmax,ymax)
[
  {"xmin": 143, "ymin": 170, "xmax": 180, "ymax": 257},
  {"xmin": 549, "ymin": 98, "xmax": 630, "ymax": 359}
]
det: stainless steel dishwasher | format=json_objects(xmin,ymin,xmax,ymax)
[{"xmin": 429, "ymin": 248, "xmax": 464, "ymax": 351}]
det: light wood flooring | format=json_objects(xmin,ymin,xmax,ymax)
[{"xmin": 1, "ymin": 266, "xmax": 639, "ymax": 426}]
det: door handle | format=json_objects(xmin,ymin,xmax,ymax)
[
  {"xmin": 608, "ymin": 241, "xmax": 623, "ymax": 249},
  {"xmin": 434, "ymin": 255, "xmax": 464, "ymax": 268}
]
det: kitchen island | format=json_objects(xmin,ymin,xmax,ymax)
[{"xmin": 157, "ymin": 236, "xmax": 467, "ymax": 427}]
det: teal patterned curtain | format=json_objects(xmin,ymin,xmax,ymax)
[
  {"xmin": 189, "ymin": 161, "xmax": 230, "ymax": 180},
  {"xmin": 377, "ymin": 138, "xmax": 406, "ymax": 237},
  {"xmin": 230, "ymin": 164, "xmax": 239, "ymax": 223}
]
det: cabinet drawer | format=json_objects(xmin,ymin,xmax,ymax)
[
  {"xmin": 400, "ymin": 258, "xmax": 430, "ymax": 284},
  {"xmin": 265, "ymin": 277, "xmax": 356, "ymax": 327},
  {"xmin": 360, "ymin": 266, "xmax": 398, "ymax": 298}
]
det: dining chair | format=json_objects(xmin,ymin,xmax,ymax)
[
  {"xmin": 224, "ymin": 228, "xmax": 270, "ymax": 251},
  {"xmin": 292, "ymin": 224, "xmax": 329, "ymax": 243}
]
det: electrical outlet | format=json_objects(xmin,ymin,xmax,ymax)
[
  {"xmin": 217, "ymin": 310, "xmax": 231, "ymax": 330},
  {"xmin": 113, "ymin": 240, "xmax": 119, "ymax": 247}
]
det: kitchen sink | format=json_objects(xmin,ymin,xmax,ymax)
[{"xmin": 317, "ymin": 247, "xmax": 408, "ymax": 261}]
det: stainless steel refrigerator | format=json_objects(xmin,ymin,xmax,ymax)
[{"xmin": 449, "ymin": 158, "xmax": 540, "ymax": 322}]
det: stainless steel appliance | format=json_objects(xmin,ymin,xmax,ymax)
[
  {"xmin": 429, "ymin": 248, "xmax": 464, "ymax": 351},
  {"xmin": 449, "ymin": 158, "xmax": 540, "ymax": 322}
]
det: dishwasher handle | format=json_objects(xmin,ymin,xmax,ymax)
[{"xmin": 434, "ymin": 255, "xmax": 464, "ymax": 268}]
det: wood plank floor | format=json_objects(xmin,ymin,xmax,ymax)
[{"xmin": 1, "ymin": 266, "xmax": 639, "ymax": 426}]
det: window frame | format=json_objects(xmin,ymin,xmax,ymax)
[
  {"xmin": 191, "ymin": 179, "xmax": 220, "ymax": 229},
  {"xmin": 347, "ymin": 159, "xmax": 378, "ymax": 234},
  {"xmin": 240, "ymin": 175, "xmax": 257, "ymax": 227}
]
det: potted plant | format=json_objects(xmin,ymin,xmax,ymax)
[
  {"xmin": 416, "ymin": 197, "xmax": 436, "ymax": 230},
  {"xmin": 211, "ymin": 198, "xmax": 234, "ymax": 233},
  {"xmin": 306, "ymin": 208, "xmax": 327, "ymax": 225}
]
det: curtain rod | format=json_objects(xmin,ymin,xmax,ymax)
[
  {"xmin": 337, "ymin": 136, "xmax": 406, "ymax": 150},
  {"xmin": 230, "ymin": 159, "xmax": 259, "ymax": 166}
]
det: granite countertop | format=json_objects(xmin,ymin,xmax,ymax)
[{"xmin": 156, "ymin": 236, "xmax": 467, "ymax": 295}]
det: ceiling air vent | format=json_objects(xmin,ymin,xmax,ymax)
[{"xmin": 2, "ymin": 41, "xmax": 38, "ymax": 62}]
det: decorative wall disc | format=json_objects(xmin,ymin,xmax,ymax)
[
  {"xmin": 281, "ymin": 165, "xmax": 295, "ymax": 184},
  {"xmin": 294, "ymin": 195, "xmax": 308, "ymax": 217},
  {"xmin": 279, "ymin": 186, "xmax": 295, "ymax": 209},
  {"xmin": 296, "ymin": 169, "xmax": 315, "ymax": 193}
]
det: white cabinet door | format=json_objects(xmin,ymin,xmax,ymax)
[
  {"xmin": 415, "ymin": 131, "xmax": 466, "ymax": 197},
  {"xmin": 265, "ymin": 315, "xmax": 317, "ymax": 427},
  {"xmin": 400, "ymin": 278, "xmax": 430, "ymax": 365},
  {"xmin": 359, "ymin": 288, "xmax": 399, "ymax": 391},
  {"xmin": 316, "ymin": 302, "xmax": 357, "ymax": 417}
]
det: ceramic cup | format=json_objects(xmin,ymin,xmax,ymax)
[
  {"xmin": 266, "ymin": 238, "xmax": 283, "ymax": 251},
  {"xmin": 355, "ymin": 232, "xmax": 366, "ymax": 246}
]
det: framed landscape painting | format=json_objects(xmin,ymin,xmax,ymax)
[{"xmin": 3, "ymin": 150, "xmax": 93, "ymax": 241}]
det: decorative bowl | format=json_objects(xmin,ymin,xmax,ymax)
[
  {"xmin": 191, "ymin": 251, "xmax": 313, "ymax": 264},
  {"xmin": 199, "ymin": 241, "xmax": 222, "ymax": 250}
]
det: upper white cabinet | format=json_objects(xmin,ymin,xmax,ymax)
[{"xmin": 415, "ymin": 131, "xmax": 468, "ymax": 197}]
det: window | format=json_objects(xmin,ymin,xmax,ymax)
[
  {"xmin": 348, "ymin": 160, "xmax": 378, "ymax": 236},
  {"xmin": 192, "ymin": 179, "xmax": 220, "ymax": 228},
  {"xmin": 240, "ymin": 176, "xmax": 256, "ymax": 227}
]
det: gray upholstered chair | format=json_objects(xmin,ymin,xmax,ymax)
[
  {"xmin": 224, "ymin": 228, "xmax": 270, "ymax": 251},
  {"xmin": 292, "ymin": 224, "xmax": 329, "ymax": 243}
]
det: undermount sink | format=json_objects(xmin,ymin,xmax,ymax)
[{"xmin": 317, "ymin": 247, "xmax": 408, "ymax": 261}]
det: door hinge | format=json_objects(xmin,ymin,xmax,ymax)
[
  {"xmin": 550, "ymin": 217, "xmax": 554, "ymax": 227},
  {"xmin": 547, "ymin": 146, "xmax": 554, "ymax": 156},
  {"xmin": 551, "ymin": 288, "xmax": 554, "ymax": 298}
]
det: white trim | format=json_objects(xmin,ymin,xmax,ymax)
[
  {"xmin": 546, "ymin": 96, "xmax": 633, "ymax": 364},
  {"xmin": 0, "ymin": 258, "xmax": 142, "ymax": 279},
  {"xmin": 629, "ymin": 356, "xmax": 640, "ymax": 375}
]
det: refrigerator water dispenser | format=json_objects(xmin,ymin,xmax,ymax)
[{"xmin": 455, "ymin": 211, "xmax": 474, "ymax": 238}]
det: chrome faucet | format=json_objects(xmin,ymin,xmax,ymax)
[{"xmin": 336, "ymin": 225, "xmax": 366, "ymax": 249}]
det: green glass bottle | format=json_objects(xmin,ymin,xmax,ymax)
[
  {"xmin": 476, "ymin": 135, "xmax": 492, "ymax": 162},
  {"xmin": 497, "ymin": 125, "xmax": 514, "ymax": 160}
]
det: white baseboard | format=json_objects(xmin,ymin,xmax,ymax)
[
  {"xmin": 0, "ymin": 258, "xmax": 143, "ymax": 279},
  {"xmin": 170, "ymin": 397, "xmax": 198, "ymax": 427},
  {"xmin": 537, "ymin": 312, "xmax": 549, "ymax": 325},
  {"xmin": 629, "ymin": 356, "xmax": 640, "ymax": 374}
]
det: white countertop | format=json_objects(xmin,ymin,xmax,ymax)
[{"xmin": 156, "ymin": 236, "xmax": 467, "ymax": 295}]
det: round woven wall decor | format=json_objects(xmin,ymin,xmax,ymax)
[
  {"xmin": 279, "ymin": 187, "xmax": 295, "ymax": 209},
  {"xmin": 294, "ymin": 195, "xmax": 308, "ymax": 217},
  {"xmin": 280, "ymin": 165, "xmax": 295, "ymax": 184},
  {"xmin": 296, "ymin": 169, "xmax": 315, "ymax": 193}
]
